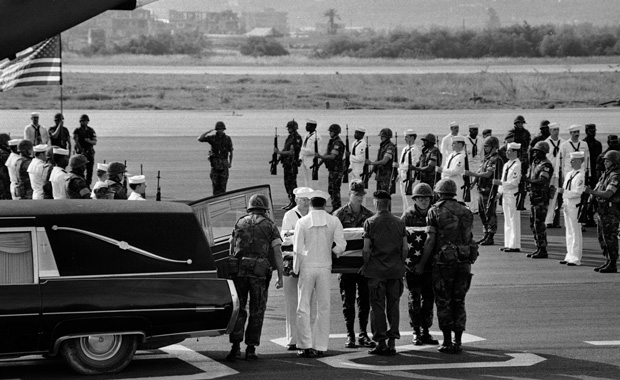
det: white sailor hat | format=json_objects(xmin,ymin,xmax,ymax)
[
  {"xmin": 128, "ymin": 175, "xmax": 146, "ymax": 185},
  {"xmin": 52, "ymin": 147, "xmax": 69, "ymax": 155},
  {"xmin": 97, "ymin": 163, "xmax": 109, "ymax": 171},
  {"xmin": 404, "ymin": 129, "xmax": 416, "ymax": 136},
  {"xmin": 33, "ymin": 144, "xmax": 48, "ymax": 153},
  {"xmin": 30, "ymin": 112, "xmax": 40, "ymax": 117},
  {"xmin": 452, "ymin": 135, "xmax": 465, "ymax": 143},
  {"xmin": 449, "ymin": 121, "xmax": 459, "ymax": 128},
  {"xmin": 468, "ymin": 123, "xmax": 480, "ymax": 129},
  {"xmin": 570, "ymin": 151, "xmax": 585, "ymax": 160},
  {"xmin": 354, "ymin": 126, "xmax": 366, "ymax": 133},
  {"xmin": 308, "ymin": 190, "xmax": 329, "ymax": 200},
  {"xmin": 306, "ymin": 119, "xmax": 317, "ymax": 127},
  {"xmin": 293, "ymin": 186, "xmax": 314, "ymax": 198},
  {"xmin": 9, "ymin": 139, "xmax": 21, "ymax": 146},
  {"xmin": 568, "ymin": 124, "xmax": 582, "ymax": 132},
  {"xmin": 548, "ymin": 122, "xmax": 560, "ymax": 130},
  {"xmin": 507, "ymin": 142, "xmax": 521, "ymax": 150}
]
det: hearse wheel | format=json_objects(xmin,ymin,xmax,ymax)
[{"xmin": 60, "ymin": 334, "xmax": 138, "ymax": 375}]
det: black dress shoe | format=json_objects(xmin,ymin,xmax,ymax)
[
  {"xmin": 345, "ymin": 336, "xmax": 356, "ymax": 348},
  {"xmin": 559, "ymin": 260, "xmax": 567, "ymax": 264},
  {"xmin": 531, "ymin": 252, "xmax": 548, "ymax": 259},
  {"xmin": 313, "ymin": 350, "xmax": 325, "ymax": 357},
  {"xmin": 286, "ymin": 344, "xmax": 297, "ymax": 351},
  {"xmin": 566, "ymin": 262, "xmax": 577, "ymax": 266},
  {"xmin": 499, "ymin": 247, "xmax": 507, "ymax": 251},
  {"xmin": 297, "ymin": 349, "xmax": 315, "ymax": 358},
  {"xmin": 368, "ymin": 345, "xmax": 390, "ymax": 355},
  {"xmin": 504, "ymin": 248, "xmax": 520, "ymax": 252}
]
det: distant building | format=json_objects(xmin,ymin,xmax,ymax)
[
  {"xmin": 240, "ymin": 8, "xmax": 288, "ymax": 35},
  {"xmin": 245, "ymin": 27, "xmax": 283, "ymax": 37}
]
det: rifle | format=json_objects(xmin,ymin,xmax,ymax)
[
  {"xmin": 140, "ymin": 164, "xmax": 145, "ymax": 198},
  {"xmin": 389, "ymin": 133, "xmax": 398, "ymax": 194},
  {"xmin": 404, "ymin": 146, "xmax": 414, "ymax": 195},
  {"xmin": 343, "ymin": 125, "xmax": 350, "ymax": 183},
  {"xmin": 270, "ymin": 127, "xmax": 278, "ymax": 175},
  {"xmin": 577, "ymin": 168, "xmax": 591, "ymax": 223},
  {"xmin": 463, "ymin": 153, "xmax": 472, "ymax": 202},
  {"xmin": 553, "ymin": 152, "xmax": 564, "ymax": 225},
  {"xmin": 311, "ymin": 134, "xmax": 319, "ymax": 181},
  {"xmin": 361, "ymin": 136, "xmax": 370, "ymax": 189},
  {"xmin": 155, "ymin": 170, "xmax": 161, "ymax": 201},
  {"xmin": 516, "ymin": 161, "xmax": 527, "ymax": 210}
]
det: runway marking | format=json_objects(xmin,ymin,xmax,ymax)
[{"xmin": 584, "ymin": 341, "xmax": 620, "ymax": 346}]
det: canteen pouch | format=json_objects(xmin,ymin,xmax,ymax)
[
  {"xmin": 240, "ymin": 257, "xmax": 257, "ymax": 273},
  {"xmin": 253, "ymin": 258, "xmax": 271, "ymax": 278},
  {"xmin": 227, "ymin": 256, "xmax": 239, "ymax": 276},
  {"xmin": 467, "ymin": 243, "xmax": 479, "ymax": 264},
  {"xmin": 438, "ymin": 244, "xmax": 458, "ymax": 264}
]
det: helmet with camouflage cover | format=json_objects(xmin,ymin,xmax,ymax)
[
  {"xmin": 532, "ymin": 141, "xmax": 550, "ymax": 154},
  {"xmin": 286, "ymin": 120, "xmax": 298, "ymax": 130},
  {"xmin": 483, "ymin": 136, "xmax": 500, "ymax": 149},
  {"xmin": 328, "ymin": 124, "xmax": 341, "ymax": 134},
  {"xmin": 434, "ymin": 178, "xmax": 457, "ymax": 196},
  {"xmin": 248, "ymin": 194, "xmax": 270, "ymax": 211},
  {"xmin": 69, "ymin": 154, "xmax": 88, "ymax": 170},
  {"xmin": 420, "ymin": 133, "xmax": 436, "ymax": 144},
  {"xmin": 378, "ymin": 128, "xmax": 393, "ymax": 138},
  {"xmin": 412, "ymin": 183, "xmax": 433, "ymax": 198},
  {"xmin": 604, "ymin": 150, "xmax": 620, "ymax": 167},
  {"xmin": 107, "ymin": 162, "xmax": 126, "ymax": 175}
]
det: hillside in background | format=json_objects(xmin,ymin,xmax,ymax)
[{"xmin": 145, "ymin": 0, "xmax": 620, "ymax": 30}]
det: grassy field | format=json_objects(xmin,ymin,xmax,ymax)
[{"xmin": 2, "ymin": 69, "xmax": 619, "ymax": 111}]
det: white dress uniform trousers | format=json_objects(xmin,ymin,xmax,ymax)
[
  {"xmin": 348, "ymin": 138, "xmax": 366, "ymax": 181},
  {"xmin": 466, "ymin": 136, "xmax": 484, "ymax": 213},
  {"xmin": 299, "ymin": 132, "xmax": 322, "ymax": 188},
  {"xmin": 441, "ymin": 151, "xmax": 466, "ymax": 202},
  {"xmin": 6, "ymin": 152, "xmax": 19, "ymax": 200},
  {"xmin": 398, "ymin": 144, "xmax": 421, "ymax": 212},
  {"xmin": 562, "ymin": 170, "xmax": 584, "ymax": 265},
  {"xmin": 498, "ymin": 159, "xmax": 522, "ymax": 249}
]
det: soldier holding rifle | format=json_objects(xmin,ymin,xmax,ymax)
[
  {"xmin": 524, "ymin": 141, "xmax": 554, "ymax": 259},
  {"xmin": 366, "ymin": 128, "xmax": 396, "ymax": 192},
  {"xmin": 412, "ymin": 133, "xmax": 441, "ymax": 189},
  {"xmin": 583, "ymin": 124, "xmax": 602, "ymax": 227},
  {"xmin": 274, "ymin": 120, "xmax": 302, "ymax": 211},
  {"xmin": 507, "ymin": 116, "xmax": 531, "ymax": 210},
  {"xmin": 315, "ymin": 124, "xmax": 345, "ymax": 211},
  {"xmin": 544, "ymin": 123, "xmax": 563, "ymax": 228},
  {"xmin": 464, "ymin": 136, "xmax": 503, "ymax": 246}
]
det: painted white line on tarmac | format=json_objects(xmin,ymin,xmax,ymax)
[{"xmin": 584, "ymin": 341, "xmax": 620, "ymax": 346}]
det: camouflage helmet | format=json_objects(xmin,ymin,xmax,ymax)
[
  {"xmin": 328, "ymin": 124, "xmax": 341, "ymax": 134},
  {"xmin": 604, "ymin": 150, "xmax": 620, "ymax": 167},
  {"xmin": 434, "ymin": 178, "xmax": 457, "ymax": 196},
  {"xmin": 483, "ymin": 136, "xmax": 500, "ymax": 149},
  {"xmin": 379, "ymin": 128, "xmax": 393, "ymax": 138},
  {"xmin": 421, "ymin": 133, "xmax": 436, "ymax": 144},
  {"xmin": 0, "ymin": 133, "xmax": 10, "ymax": 147},
  {"xmin": 286, "ymin": 120, "xmax": 298, "ymax": 130},
  {"xmin": 412, "ymin": 183, "xmax": 433, "ymax": 198},
  {"xmin": 107, "ymin": 161, "xmax": 126, "ymax": 175},
  {"xmin": 215, "ymin": 121, "xmax": 226, "ymax": 130},
  {"xmin": 247, "ymin": 194, "xmax": 270, "ymax": 211},
  {"xmin": 69, "ymin": 154, "xmax": 88, "ymax": 170},
  {"xmin": 18, "ymin": 139, "xmax": 33, "ymax": 154},
  {"xmin": 532, "ymin": 141, "xmax": 550, "ymax": 154}
]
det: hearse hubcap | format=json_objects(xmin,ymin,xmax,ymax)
[{"xmin": 80, "ymin": 335, "xmax": 122, "ymax": 361}]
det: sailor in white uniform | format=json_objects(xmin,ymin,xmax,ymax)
[
  {"xmin": 465, "ymin": 124, "xmax": 484, "ymax": 213},
  {"xmin": 439, "ymin": 121, "xmax": 460, "ymax": 160},
  {"xmin": 299, "ymin": 120, "xmax": 322, "ymax": 188},
  {"xmin": 436, "ymin": 135, "xmax": 466, "ymax": 202},
  {"xmin": 396, "ymin": 129, "xmax": 421, "ymax": 211},
  {"xmin": 348, "ymin": 127, "xmax": 367, "ymax": 182},
  {"xmin": 6, "ymin": 139, "xmax": 21, "ymax": 200},
  {"xmin": 127, "ymin": 175, "xmax": 146, "ymax": 201},
  {"xmin": 495, "ymin": 142, "xmax": 522, "ymax": 252},
  {"xmin": 27, "ymin": 144, "xmax": 48, "ymax": 200},
  {"xmin": 558, "ymin": 152, "xmax": 585, "ymax": 266}
]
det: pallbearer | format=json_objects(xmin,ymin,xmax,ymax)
[
  {"xmin": 558, "ymin": 152, "xmax": 585, "ymax": 266},
  {"xmin": 494, "ymin": 142, "xmax": 522, "ymax": 252}
]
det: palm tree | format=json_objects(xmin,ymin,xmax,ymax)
[{"xmin": 324, "ymin": 8, "xmax": 340, "ymax": 35}]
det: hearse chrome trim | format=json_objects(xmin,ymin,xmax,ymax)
[
  {"xmin": 44, "ymin": 307, "xmax": 227, "ymax": 316},
  {"xmin": 40, "ymin": 270, "xmax": 218, "ymax": 280},
  {"xmin": 149, "ymin": 329, "xmax": 228, "ymax": 339},
  {"xmin": 51, "ymin": 225, "xmax": 193, "ymax": 265},
  {"xmin": 0, "ymin": 313, "xmax": 39, "ymax": 318},
  {"xmin": 52, "ymin": 331, "xmax": 146, "ymax": 355},
  {"xmin": 226, "ymin": 279, "xmax": 240, "ymax": 334}
]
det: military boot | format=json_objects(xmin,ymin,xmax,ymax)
[
  {"xmin": 480, "ymin": 233, "xmax": 494, "ymax": 245},
  {"xmin": 526, "ymin": 247, "xmax": 540, "ymax": 258},
  {"xmin": 345, "ymin": 332, "xmax": 356, "ymax": 348},
  {"xmin": 358, "ymin": 332, "xmax": 375, "ymax": 348},
  {"xmin": 245, "ymin": 345, "xmax": 258, "ymax": 360},
  {"xmin": 421, "ymin": 328, "xmax": 439, "ymax": 345},
  {"xmin": 531, "ymin": 247, "xmax": 548, "ymax": 259},
  {"xmin": 594, "ymin": 260, "xmax": 610, "ymax": 272},
  {"xmin": 412, "ymin": 327, "xmax": 423, "ymax": 346},
  {"xmin": 476, "ymin": 233, "xmax": 489, "ymax": 244},
  {"xmin": 599, "ymin": 260, "xmax": 618, "ymax": 273},
  {"xmin": 225, "ymin": 343, "xmax": 241, "ymax": 362}
]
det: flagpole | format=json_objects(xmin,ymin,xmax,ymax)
[{"xmin": 59, "ymin": 34, "xmax": 63, "ymax": 114}]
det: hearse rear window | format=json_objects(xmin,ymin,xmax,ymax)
[{"xmin": 0, "ymin": 232, "xmax": 34, "ymax": 285}]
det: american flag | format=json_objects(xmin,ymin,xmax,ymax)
[
  {"xmin": 405, "ymin": 227, "xmax": 428, "ymax": 270},
  {"xmin": 0, "ymin": 35, "xmax": 61, "ymax": 92}
]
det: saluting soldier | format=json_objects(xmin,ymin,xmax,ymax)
[
  {"xmin": 525, "ymin": 141, "xmax": 554, "ymax": 259},
  {"xmin": 412, "ymin": 133, "xmax": 441, "ymax": 189},
  {"xmin": 227, "ymin": 194, "xmax": 284, "ymax": 361},
  {"xmin": 197, "ymin": 121, "xmax": 234, "ymax": 195},
  {"xmin": 415, "ymin": 179, "xmax": 476, "ymax": 355},
  {"xmin": 558, "ymin": 152, "xmax": 586, "ymax": 266},
  {"xmin": 495, "ymin": 142, "xmax": 522, "ymax": 252},
  {"xmin": 436, "ymin": 135, "xmax": 466, "ymax": 202},
  {"xmin": 348, "ymin": 127, "xmax": 367, "ymax": 181},
  {"xmin": 464, "ymin": 136, "xmax": 503, "ymax": 245},
  {"xmin": 584, "ymin": 150, "xmax": 620, "ymax": 274},
  {"xmin": 316, "ymin": 124, "xmax": 345, "ymax": 211},
  {"xmin": 65, "ymin": 154, "xmax": 92, "ymax": 199},
  {"xmin": 275, "ymin": 120, "xmax": 302, "ymax": 210},
  {"xmin": 366, "ymin": 128, "xmax": 396, "ymax": 192}
]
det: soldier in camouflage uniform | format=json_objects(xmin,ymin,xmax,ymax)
[
  {"xmin": 197, "ymin": 121, "xmax": 234, "ymax": 195},
  {"xmin": 316, "ymin": 124, "xmax": 345, "ymax": 210},
  {"xmin": 332, "ymin": 179, "xmax": 375, "ymax": 349},
  {"xmin": 65, "ymin": 154, "xmax": 92, "ymax": 199},
  {"xmin": 106, "ymin": 162, "xmax": 128, "ymax": 200},
  {"xmin": 525, "ymin": 141, "xmax": 554, "ymax": 259},
  {"xmin": 366, "ymin": 128, "xmax": 396, "ymax": 192},
  {"xmin": 0, "ymin": 134, "xmax": 11, "ymax": 199},
  {"xmin": 15, "ymin": 140, "xmax": 33, "ymax": 200},
  {"xmin": 507, "ymin": 116, "xmax": 531, "ymax": 210},
  {"xmin": 412, "ymin": 133, "xmax": 441, "ymax": 189},
  {"xmin": 401, "ymin": 183, "xmax": 439, "ymax": 346},
  {"xmin": 227, "ymin": 194, "xmax": 284, "ymax": 361},
  {"xmin": 585, "ymin": 150, "xmax": 620, "ymax": 273},
  {"xmin": 275, "ymin": 120, "xmax": 302, "ymax": 210},
  {"xmin": 465, "ymin": 136, "xmax": 504, "ymax": 245},
  {"xmin": 415, "ymin": 179, "xmax": 476, "ymax": 354}
]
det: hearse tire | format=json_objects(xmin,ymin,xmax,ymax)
[{"xmin": 60, "ymin": 334, "xmax": 138, "ymax": 375}]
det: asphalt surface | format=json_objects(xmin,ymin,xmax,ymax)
[{"xmin": 1, "ymin": 208, "xmax": 619, "ymax": 380}]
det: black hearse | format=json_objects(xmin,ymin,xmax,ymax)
[{"xmin": 0, "ymin": 200, "xmax": 239, "ymax": 375}]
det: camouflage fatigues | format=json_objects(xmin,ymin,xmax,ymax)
[
  {"xmin": 0, "ymin": 148, "xmax": 11, "ymax": 199},
  {"xmin": 375, "ymin": 140, "xmax": 396, "ymax": 191},
  {"xmin": 401, "ymin": 206, "xmax": 434, "ymax": 330},
  {"xmin": 229, "ymin": 213, "xmax": 281, "ymax": 346},
  {"xmin": 528, "ymin": 158, "xmax": 553, "ymax": 248},
  {"xmin": 41, "ymin": 163, "xmax": 54, "ymax": 199},
  {"xmin": 282, "ymin": 131, "xmax": 302, "ymax": 202},
  {"xmin": 477, "ymin": 152, "xmax": 503, "ymax": 234},
  {"xmin": 427, "ymin": 199, "xmax": 474, "ymax": 332},
  {"xmin": 204, "ymin": 133, "xmax": 233, "ymax": 195},
  {"xmin": 65, "ymin": 173, "xmax": 91, "ymax": 199},
  {"xmin": 15, "ymin": 155, "xmax": 32, "ymax": 199},
  {"xmin": 417, "ymin": 145, "xmax": 441, "ymax": 187},
  {"xmin": 108, "ymin": 178, "xmax": 128, "ymax": 200},
  {"xmin": 593, "ymin": 169, "xmax": 620, "ymax": 262},
  {"xmin": 325, "ymin": 136, "xmax": 345, "ymax": 210},
  {"xmin": 333, "ymin": 203, "xmax": 374, "ymax": 336}
]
